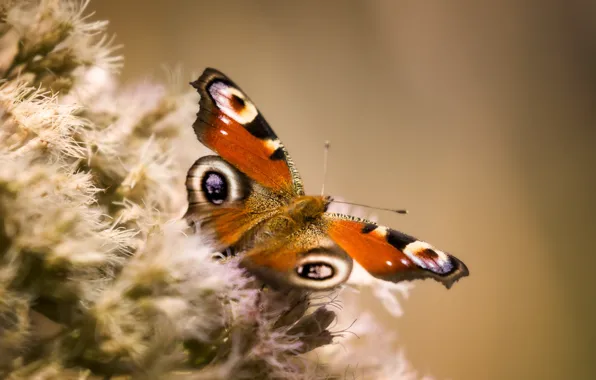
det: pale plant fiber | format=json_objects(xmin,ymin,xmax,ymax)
[{"xmin": 0, "ymin": 1, "xmax": 428, "ymax": 379}]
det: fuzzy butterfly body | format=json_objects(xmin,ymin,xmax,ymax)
[{"xmin": 185, "ymin": 68, "xmax": 469, "ymax": 290}]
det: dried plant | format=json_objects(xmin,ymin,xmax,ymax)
[{"xmin": 0, "ymin": 1, "xmax": 427, "ymax": 379}]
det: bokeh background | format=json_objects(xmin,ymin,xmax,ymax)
[{"xmin": 90, "ymin": 1, "xmax": 595, "ymax": 379}]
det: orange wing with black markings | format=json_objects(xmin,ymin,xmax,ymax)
[
  {"xmin": 191, "ymin": 68, "xmax": 303, "ymax": 196},
  {"xmin": 325, "ymin": 214, "xmax": 469, "ymax": 289}
]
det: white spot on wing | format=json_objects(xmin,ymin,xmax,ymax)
[
  {"xmin": 403, "ymin": 240, "xmax": 451, "ymax": 274},
  {"xmin": 209, "ymin": 81, "xmax": 258, "ymax": 124},
  {"xmin": 318, "ymin": 265, "xmax": 333, "ymax": 279},
  {"xmin": 264, "ymin": 139, "xmax": 281, "ymax": 154},
  {"xmin": 372, "ymin": 226, "xmax": 388, "ymax": 238},
  {"xmin": 403, "ymin": 241, "xmax": 432, "ymax": 269}
]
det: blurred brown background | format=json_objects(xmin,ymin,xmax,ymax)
[{"xmin": 91, "ymin": 1, "xmax": 595, "ymax": 379}]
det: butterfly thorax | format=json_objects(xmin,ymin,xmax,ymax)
[
  {"xmin": 248, "ymin": 195, "xmax": 329, "ymax": 248},
  {"xmin": 284, "ymin": 195, "xmax": 330, "ymax": 225}
]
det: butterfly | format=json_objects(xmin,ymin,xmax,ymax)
[{"xmin": 184, "ymin": 68, "xmax": 469, "ymax": 291}]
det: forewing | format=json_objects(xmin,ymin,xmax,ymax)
[
  {"xmin": 324, "ymin": 214, "xmax": 469, "ymax": 289},
  {"xmin": 191, "ymin": 68, "xmax": 304, "ymax": 196}
]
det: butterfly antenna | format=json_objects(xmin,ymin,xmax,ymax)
[
  {"xmin": 331, "ymin": 200, "xmax": 408, "ymax": 215},
  {"xmin": 321, "ymin": 140, "xmax": 331, "ymax": 196}
]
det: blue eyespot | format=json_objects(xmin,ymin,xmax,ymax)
[{"xmin": 201, "ymin": 171, "xmax": 228, "ymax": 205}]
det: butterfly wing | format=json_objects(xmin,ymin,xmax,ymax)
[
  {"xmin": 240, "ymin": 225, "xmax": 354, "ymax": 290},
  {"xmin": 186, "ymin": 68, "xmax": 305, "ymax": 250},
  {"xmin": 191, "ymin": 68, "xmax": 304, "ymax": 196},
  {"xmin": 324, "ymin": 214, "xmax": 469, "ymax": 289},
  {"xmin": 185, "ymin": 155, "xmax": 280, "ymax": 251}
]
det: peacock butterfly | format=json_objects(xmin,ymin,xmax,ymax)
[{"xmin": 184, "ymin": 68, "xmax": 469, "ymax": 290}]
